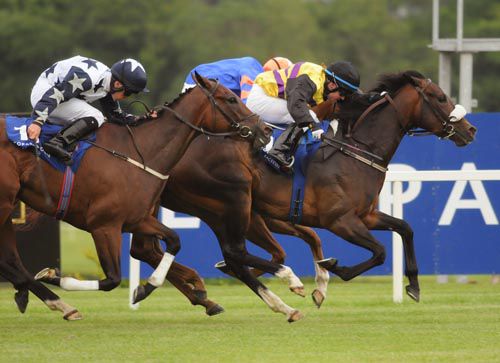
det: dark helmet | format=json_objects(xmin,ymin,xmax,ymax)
[
  {"xmin": 110, "ymin": 58, "xmax": 149, "ymax": 93},
  {"xmin": 324, "ymin": 61, "xmax": 360, "ymax": 94}
]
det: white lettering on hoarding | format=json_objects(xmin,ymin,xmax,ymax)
[
  {"xmin": 160, "ymin": 207, "xmax": 201, "ymax": 229},
  {"xmin": 439, "ymin": 163, "xmax": 498, "ymax": 225}
]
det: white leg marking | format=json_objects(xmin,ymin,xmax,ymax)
[
  {"xmin": 257, "ymin": 287, "xmax": 294, "ymax": 316},
  {"xmin": 275, "ymin": 265, "xmax": 304, "ymax": 289},
  {"xmin": 148, "ymin": 252, "xmax": 175, "ymax": 287},
  {"xmin": 60, "ymin": 277, "xmax": 99, "ymax": 291},
  {"xmin": 314, "ymin": 263, "xmax": 329, "ymax": 295}
]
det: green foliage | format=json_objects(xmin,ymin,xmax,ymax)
[{"xmin": 0, "ymin": 0, "xmax": 499, "ymax": 111}]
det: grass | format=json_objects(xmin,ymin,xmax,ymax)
[{"xmin": 1, "ymin": 276, "xmax": 499, "ymax": 362}]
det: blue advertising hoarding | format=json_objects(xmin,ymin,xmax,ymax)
[{"xmin": 121, "ymin": 113, "xmax": 500, "ymax": 278}]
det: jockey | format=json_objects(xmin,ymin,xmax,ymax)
[
  {"xmin": 246, "ymin": 61, "xmax": 360, "ymax": 170},
  {"xmin": 182, "ymin": 56, "xmax": 292, "ymax": 104},
  {"xmin": 27, "ymin": 55, "xmax": 150, "ymax": 164}
]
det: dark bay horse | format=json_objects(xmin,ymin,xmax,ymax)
[
  {"xmin": 0, "ymin": 73, "xmax": 268, "ymax": 320},
  {"xmin": 131, "ymin": 71, "xmax": 476, "ymax": 320},
  {"xmin": 129, "ymin": 101, "xmax": 337, "ymax": 320}
]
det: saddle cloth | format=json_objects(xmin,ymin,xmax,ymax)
[
  {"xmin": 5, "ymin": 115, "xmax": 95, "ymax": 173},
  {"xmin": 263, "ymin": 121, "xmax": 332, "ymax": 223}
]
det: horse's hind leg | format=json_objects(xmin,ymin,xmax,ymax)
[
  {"xmin": 130, "ymin": 233, "xmax": 224, "ymax": 315},
  {"xmin": 265, "ymin": 218, "xmax": 329, "ymax": 308},
  {"xmin": 319, "ymin": 211, "xmax": 386, "ymax": 281},
  {"xmin": 363, "ymin": 210, "xmax": 420, "ymax": 302},
  {"xmin": 0, "ymin": 219, "xmax": 81, "ymax": 320}
]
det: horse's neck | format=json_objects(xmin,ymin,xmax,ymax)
[
  {"xmin": 123, "ymin": 103, "xmax": 199, "ymax": 174},
  {"xmin": 349, "ymin": 92, "xmax": 416, "ymax": 165}
]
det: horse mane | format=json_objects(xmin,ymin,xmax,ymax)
[{"xmin": 332, "ymin": 70, "xmax": 426, "ymax": 128}]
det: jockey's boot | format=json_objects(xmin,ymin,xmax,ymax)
[
  {"xmin": 43, "ymin": 117, "xmax": 98, "ymax": 165},
  {"xmin": 268, "ymin": 124, "xmax": 307, "ymax": 171}
]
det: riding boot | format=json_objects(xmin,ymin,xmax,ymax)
[
  {"xmin": 268, "ymin": 124, "xmax": 307, "ymax": 169},
  {"xmin": 43, "ymin": 117, "xmax": 99, "ymax": 165}
]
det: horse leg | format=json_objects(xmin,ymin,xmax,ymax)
[
  {"xmin": 37, "ymin": 226, "xmax": 124, "ymax": 295},
  {"xmin": 130, "ymin": 233, "xmax": 224, "ymax": 315},
  {"xmin": 363, "ymin": 210, "xmax": 420, "ymax": 302},
  {"xmin": 318, "ymin": 212, "xmax": 386, "ymax": 281},
  {"xmin": 265, "ymin": 218, "xmax": 329, "ymax": 308},
  {"xmin": 0, "ymin": 219, "xmax": 81, "ymax": 320},
  {"xmin": 127, "ymin": 216, "xmax": 181, "ymax": 303},
  {"xmin": 215, "ymin": 220, "xmax": 305, "ymax": 297},
  {"xmin": 218, "ymin": 236, "xmax": 303, "ymax": 322}
]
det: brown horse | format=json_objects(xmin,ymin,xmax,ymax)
[
  {"xmin": 0, "ymin": 73, "xmax": 268, "ymax": 320},
  {"xmin": 131, "ymin": 71, "xmax": 476, "ymax": 320},
  {"xmin": 129, "ymin": 102, "xmax": 336, "ymax": 318}
]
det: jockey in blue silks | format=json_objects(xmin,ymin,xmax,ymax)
[{"xmin": 182, "ymin": 56, "xmax": 292, "ymax": 104}]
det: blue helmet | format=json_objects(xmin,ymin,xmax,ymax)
[
  {"xmin": 111, "ymin": 58, "xmax": 149, "ymax": 93},
  {"xmin": 324, "ymin": 61, "xmax": 360, "ymax": 94}
]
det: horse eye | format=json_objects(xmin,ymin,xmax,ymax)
[
  {"xmin": 437, "ymin": 95, "xmax": 447, "ymax": 103},
  {"xmin": 227, "ymin": 96, "xmax": 238, "ymax": 104}
]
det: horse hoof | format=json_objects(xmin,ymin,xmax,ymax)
[
  {"xmin": 214, "ymin": 260, "xmax": 231, "ymax": 274},
  {"xmin": 133, "ymin": 285, "xmax": 146, "ymax": 304},
  {"xmin": 287, "ymin": 310, "xmax": 304, "ymax": 323},
  {"xmin": 289, "ymin": 286, "xmax": 306, "ymax": 297},
  {"xmin": 206, "ymin": 304, "xmax": 225, "ymax": 316},
  {"xmin": 14, "ymin": 289, "xmax": 29, "ymax": 313},
  {"xmin": 34, "ymin": 267, "xmax": 51, "ymax": 280},
  {"xmin": 311, "ymin": 289, "xmax": 325, "ymax": 308},
  {"xmin": 63, "ymin": 309, "xmax": 83, "ymax": 321},
  {"xmin": 406, "ymin": 285, "xmax": 420, "ymax": 302},
  {"xmin": 316, "ymin": 258, "xmax": 338, "ymax": 271}
]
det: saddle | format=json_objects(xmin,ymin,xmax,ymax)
[{"xmin": 5, "ymin": 115, "xmax": 95, "ymax": 173}]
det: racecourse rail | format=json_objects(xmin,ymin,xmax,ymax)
[
  {"xmin": 383, "ymin": 169, "xmax": 500, "ymax": 303},
  {"xmin": 128, "ymin": 168, "xmax": 500, "ymax": 308}
]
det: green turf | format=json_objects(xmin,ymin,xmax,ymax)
[{"xmin": 1, "ymin": 276, "xmax": 499, "ymax": 362}]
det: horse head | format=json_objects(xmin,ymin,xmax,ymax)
[
  {"xmin": 403, "ymin": 72, "xmax": 476, "ymax": 147},
  {"xmin": 192, "ymin": 72, "xmax": 271, "ymax": 150}
]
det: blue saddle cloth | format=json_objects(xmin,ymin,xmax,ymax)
[
  {"xmin": 5, "ymin": 115, "xmax": 95, "ymax": 173},
  {"xmin": 263, "ymin": 121, "xmax": 330, "ymax": 224}
]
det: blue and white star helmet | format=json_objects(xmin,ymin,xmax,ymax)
[{"xmin": 111, "ymin": 58, "xmax": 149, "ymax": 93}]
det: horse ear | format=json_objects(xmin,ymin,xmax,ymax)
[
  {"xmin": 408, "ymin": 75, "xmax": 423, "ymax": 87},
  {"xmin": 194, "ymin": 71, "xmax": 209, "ymax": 89}
]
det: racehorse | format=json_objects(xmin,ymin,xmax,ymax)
[
  {"xmin": 128, "ymin": 100, "xmax": 336, "ymax": 318},
  {"xmin": 130, "ymin": 71, "xmax": 476, "ymax": 320},
  {"xmin": 0, "ymin": 73, "xmax": 268, "ymax": 320}
]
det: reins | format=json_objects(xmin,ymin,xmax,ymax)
[{"xmin": 86, "ymin": 78, "xmax": 259, "ymax": 180}]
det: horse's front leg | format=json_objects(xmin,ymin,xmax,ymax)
[
  {"xmin": 363, "ymin": 210, "xmax": 420, "ymax": 302},
  {"xmin": 128, "ymin": 216, "xmax": 180, "ymax": 303},
  {"xmin": 318, "ymin": 211, "xmax": 386, "ymax": 281},
  {"xmin": 130, "ymin": 233, "xmax": 224, "ymax": 315}
]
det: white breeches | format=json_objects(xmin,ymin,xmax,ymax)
[
  {"xmin": 246, "ymin": 84, "xmax": 295, "ymax": 125},
  {"xmin": 31, "ymin": 78, "xmax": 105, "ymax": 126},
  {"xmin": 246, "ymin": 84, "xmax": 320, "ymax": 126}
]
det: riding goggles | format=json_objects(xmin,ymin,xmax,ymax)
[{"xmin": 324, "ymin": 69, "xmax": 360, "ymax": 95}]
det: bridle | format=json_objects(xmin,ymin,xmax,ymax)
[
  {"xmin": 321, "ymin": 77, "xmax": 469, "ymax": 173},
  {"xmin": 163, "ymin": 78, "xmax": 258, "ymax": 139},
  {"xmin": 409, "ymin": 79, "xmax": 468, "ymax": 141}
]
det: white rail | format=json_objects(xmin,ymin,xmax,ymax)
[{"xmin": 383, "ymin": 169, "xmax": 500, "ymax": 303}]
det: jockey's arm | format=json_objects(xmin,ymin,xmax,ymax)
[
  {"xmin": 285, "ymin": 74, "xmax": 318, "ymax": 127},
  {"xmin": 99, "ymin": 94, "xmax": 138, "ymax": 125}
]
